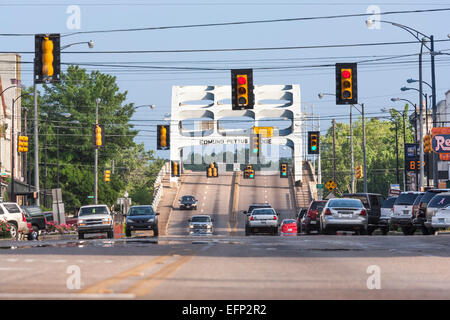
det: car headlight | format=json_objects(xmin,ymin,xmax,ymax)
[
  {"xmin": 207, "ymin": 225, "xmax": 212, "ymax": 229},
  {"xmin": 103, "ymin": 217, "xmax": 112, "ymax": 224},
  {"xmin": 77, "ymin": 219, "xmax": 84, "ymax": 225},
  {"xmin": 189, "ymin": 225, "xmax": 194, "ymax": 228}
]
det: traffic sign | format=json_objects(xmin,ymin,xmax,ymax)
[
  {"xmin": 87, "ymin": 195, "xmax": 94, "ymax": 199},
  {"xmin": 316, "ymin": 184, "xmax": 324, "ymax": 189},
  {"xmin": 325, "ymin": 180, "xmax": 336, "ymax": 191}
]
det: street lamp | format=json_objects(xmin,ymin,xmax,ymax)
[
  {"xmin": 366, "ymin": 19, "xmax": 436, "ymax": 190},
  {"xmin": 60, "ymin": 40, "xmax": 95, "ymax": 51}
]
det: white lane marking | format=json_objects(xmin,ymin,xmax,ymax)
[
  {"xmin": 201, "ymin": 209, "xmax": 204, "ymax": 213},
  {"xmin": 50, "ymin": 259, "xmax": 67, "ymax": 263},
  {"xmin": 24, "ymin": 259, "xmax": 35, "ymax": 263},
  {"xmin": 104, "ymin": 260, "xmax": 113, "ymax": 264},
  {"xmin": 0, "ymin": 293, "xmax": 135, "ymax": 299},
  {"xmin": 203, "ymin": 196, "xmax": 206, "ymax": 200},
  {"xmin": 0, "ymin": 267, "xmax": 32, "ymax": 271},
  {"xmin": 6, "ymin": 259, "xmax": 18, "ymax": 263}
]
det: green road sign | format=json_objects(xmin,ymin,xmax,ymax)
[
  {"xmin": 316, "ymin": 184, "xmax": 324, "ymax": 189},
  {"xmin": 87, "ymin": 196, "xmax": 94, "ymax": 199}
]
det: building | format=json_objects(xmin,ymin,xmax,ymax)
[{"xmin": 0, "ymin": 53, "xmax": 28, "ymax": 201}]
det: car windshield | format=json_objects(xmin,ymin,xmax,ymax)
[
  {"xmin": 395, "ymin": 193, "xmax": 420, "ymax": 205},
  {"xmin": 328, "ymin": 199, "xmax": 363, "ymax": 208},
  {"xmin": 182, "ymin": 196, "xmax": 195, "ymax": 202},
  {"xmin": 310, "ymin": 201, "xmax": 327, "ymax": 211},
  {"xmin": 128, "ymin": 206, "xmax": 154, "ymax": 216},
  {"xmin": 382, "ymin": 197, "xmax": 397, "ymax": 208},
  {"xmin": 191, "ymin": 216, "xmax": 210, "ymax": 223},
  {"xmin": 428, "ymin": 194, "xmax": 450, "ymax": 208},
  {"xmin": 283, "ymin": 219, "xmax": 296, "ymax": 224},
  {"xmin": 79, "ymin": 206, "xmax": 109, "ymax": 216},
  {"xmin": 3, "ymin": 203, "xmax": 21, "ymax": 213},
  {"xmin": 421, "ymin": 190, "xmax": 449, "ymax": 205},
  {"xmin": 343, "ymin": 195, "xmax": 369, "ymax": 206},
  {"xmin": 251, "ymin": 209, "xmax": 276, "ymax": 215}
]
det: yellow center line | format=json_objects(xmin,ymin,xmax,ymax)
[
  {"xmin": 123, "ymin": 254, "xmax": 194, "ymax": 297},
  {"xmin": 78, "ymin": 253, "xmax": 173, "ymax": 294}
]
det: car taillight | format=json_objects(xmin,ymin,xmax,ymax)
[
  {"xmin": 273, "ymin": 216, "xmax": 277, "ymax": 220},
  {"xmin": 360, "ymin": 209, "xmax": 367, "ymax": 216},
  {"xmin": 324, "ymin": 208, "xmax": 332, "ymax": 215},
  {"xmin": 22, "ymin": 213, "xmax": 26, "ymax": 222},
  {"xmin": 250, "ymin": 216, "xmax": 254, "ymax": 221}
]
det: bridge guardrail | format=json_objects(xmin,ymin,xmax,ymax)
[{"xmin": 152, "ymin": 162, "xmax": 169, "ymax": 210}]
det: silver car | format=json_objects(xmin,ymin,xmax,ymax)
[
  {"xmin": 77, "ymin": 205, "xmax": 114, "ymax": 239},
  {"xmin": 319, "ymin": 198, "xmax": 368, "ymax": 235},
  {"xmin": 245, "ymin": 208, "xmax": 279, "ymax": 236},
  {"xmin": 188, "ymin": 215, "xmax": 213, "ymax": 235},
  {"xmin": 424, "ymin": 192, "xmax": 450, "ymax": 231},
  {"xmin": 431, "ymin": 204, "xmax": 450, "ymax": 230}
]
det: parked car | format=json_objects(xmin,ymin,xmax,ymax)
[
  {"xmin": 188, "ymin": 215, "xmax": 213, "ymax": 235},
  {"xmin": 299, "ymin": 200, "xmax": 327, "ymax": 234},
  {"xmin": 179, "ymin": 195, "xmax": 198, "ymax": 210},
  {"xmin": 44, "ymin": 211, "xmax": 78, "ymax": 226},
  {"xmin": 0, "ymin": 202, "xmax": 29, "ymax": 240},
  {"xmin": 390, "ymin": 191, "xmax": 424, "ymax": 235},
  {"xmin": 431, "ymin": 204, "xmax": 450, "ymax": 231},
  {"xmin": 245, "ymin": 208, "xmax": 279, "ymax": 236},
  {"xmin": 379, "ymin": 196, "xmax": 398, "ymax": 235},
  {"xmin": 414, "ymin": 189, "xmax": 450, "ymax": 235},
  {"xmin": 412, "ymin": 193, "xmax": 424, "ymax": 221},
  {"xmin": 280, "ymin": 219, "xmax": 297, "ymax": 235},
  {"xmin": 341, "ymin": 193, "xmax": 385, "ymax": 235},
  {"xmin": 76, "ymin": 204, "xmax": 114, "ymax": 239},
  {"xmin": 21, "ymin": 205, "xmax": 46, "ymax": 240},
  {"xmin": 319, "ymin": 198, "xmax": 368, "ymax": 235},
  {"xmin": 423, "ymin": 192, "xmax": 450, "ymax": 234},
  {"xmin": 125, "ymin": 205, "xmax": 159, "ymax": 237}
]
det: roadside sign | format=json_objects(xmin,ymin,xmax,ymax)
[
  {"xmin": 388, "ymin": 188, "xmax": 401, "ymax": 197},
  {"xmin": 325, "ymin": 180, "xmax": 336, "ymax": 191},
  {"xmin": 87, "ymin": 195, "xmax": 94, "ymax": 199}
]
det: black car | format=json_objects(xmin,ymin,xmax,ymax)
[
  {"xmin": 414, "ymin": 189, "xmax": 450, "ymax": 235},
  {"xmin": 342, "ymin": 193, "xmax": 385, "ymax": 235},
  {"xmin": 243, "ymin": 203, "xmax": 273, "ymax": 215},
  {"xmin": 21, "ymin": 206, "xmax": 47, "ymax": 240},
  {"xmin": 125, "ymin": 205, "xmax": 160, "ymax": 237},
  {"xmin": 179, "ymin": 195, "xmax": 198, "ymax": 210}
]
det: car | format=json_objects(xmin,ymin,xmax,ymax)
[
  {"xmin": 188, "ymin": 215, "xmax": 213, "ymax": 235},
  {"xmin": 125, "ymin": 205, "xmax": 159, "ymax": 237},
  {"xmin": 0, "ymin": 202, "xmax": 29, "ymax": 240},
  {"xmin": 299, "ymin": 200, "xmax": 327, "ymax": 234},
  {"xmin": 431, "ymin": 204, "xmax": 450, "ymax": 231},
  {"xmin": 245, "ymin": 207, "xmax": 279, "ymax": 236},
  {"xmin": 414, "ymin": 189, "xmax": 450, "ymax": 235},
  {"xmin": 411, "ymin": 193, "xmax": 424, "ymax": 222},
  {"xmin": 280, "ymin": 219, "xmax": 297, "ymax": 235},
  {"xmin": 76, "ymin": 204, "xmax": 114, "ymax": 239},
  {"xmin": 379, "ymin": 196, "xmax": 398, "ymax": 235},
  {"xmin": 319, "ymin": 198, "xmax": 368, "ymax": 235},
  {"xmin": 390, "ymin": 191, "xmax": 424, "ymax": 235},
  {"xmin": 243, "ymin": 203, "xmax": 273, "ymax": 215},
  {"xmin": 21, "ymin": 205, "xmax": 47, "ymax": 240},
  {"xmin": 341, "ymin": 193, "xmax": 385, "ymax": 235},
  {"xmin": 179, "ymin": 195, "xmax": 198, "ymax": 210},
  {"xmin": 423, "ymin": 192, "xmax": 450, "ymax": 234}
]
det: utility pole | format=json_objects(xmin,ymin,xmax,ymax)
[
  {"xmin": 332, "ymin": 119, "xmax": 336, "ymax": 181},
  {"xmin": 318, "ymin": 117, "xmax": 322, "ymax": 200},
  {"xmin": 94, "ymin": 98, "xmax": 99, "ymax": 205},
  {"xmin": 350, "ymin": 106, "xmax": 355, "ymax": 193},
  {"xmin": 33, "ymin": 84, "xmax": 39, "ymax": 205},
  {"xmin": 362, "ymin": 103, "xmax": 368, "ymax": 193}
]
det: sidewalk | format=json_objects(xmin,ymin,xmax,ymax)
[{"xmin": 155, "ymin": 172, "xmax": 182, "ymax": 236}]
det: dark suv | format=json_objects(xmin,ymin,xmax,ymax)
[
  {"xmin": 341, "ymin": 193, "xmax": 385, "ymax": 235},
  {"xmin": 179, "ymin": 195, "xmax": 198, "ymax": 210},
  {"xmin": 414, "ymin": 189, "xmax": 450, "ymax": 235},
  {"xmin": 299, "ymin": 200, "xmax": 327, "ymax": 234},
  {"xmin": 21, "ymin": 206, "xmax": 46, "ymax": 240}
]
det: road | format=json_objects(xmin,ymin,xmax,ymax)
[{"xmin": 1, "ymin": 235, "xmax": 450, "ymax": 299}]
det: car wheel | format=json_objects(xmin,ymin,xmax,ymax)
[
  {"xmin": 107, "ymin": 231, "xmax": 114, "ymax": 239},
  {"xmin": 273, "ymin": 227, "xmax": 278, "ymax": 236},
  {"xmin": 78, "ymin": 232, "xmax": 84, "ymax": 240},
  {"xmin": 7, "ymin": 222, "xmax": 18, "ymax": 240},
  {"xmin": 153, "ymin": 227, "xmax": 159, "ymax": 237},
  {"xmin": 245, "ymin": 226, "xmax": 250, "ymax": 236},
  {"xmin": 125, "ymin": 229, "xmax": 131, "ymax": 237},
  {"xmin": 359, "ymin": 228, "xmax": 368, "ymax": 235},
  {"xmin": 367, "ymin": 226, "xmax": 375, "ymax": 236},
  {"xmin": 305, "ymin": 224, "xmax": 311, "ymax": 235},
  {"xmin": 421, "ymin": 226, "xmax": 430, "ymax": 235},
  {"xmin": 381, "ymin": 227, "xmax": 389, "ymax": 235}
]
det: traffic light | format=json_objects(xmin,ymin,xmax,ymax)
[
  {"xmin": 157, "ymin": 125, "xmax": 170, "ymax": 150},
  {"xmin": 18, "ymin": 135, "xmax": 29, "ymax": 153},
  {"xmin": 34, "ymin": 34, "xmax": 61, "ymax": 83},
  {"xmin": 171, "ymin": 161, "xmax": 180, "ymax": 177},
  {"xmin": 356, "ymin": 165, "xmax": 363, "ymax": 179},
  {"xmin": 336, "ymin": 63, "xmax": 357, "ymax": 105},
  {"xmin": 308, "ymin": 131, "xmax": 320, "ymax": 154},
  {"xmin": 92, "ymin": 124, "xmax": 105, "ymax": 148},
  {"xmin": 206, "ymin": 163, "xmax": 218, "ymax": 178},
  {"xmin": 250, "ymin": 134, "xmax": 261, "ymax": 157},
  {"xmin": 280, "ymin": 163, "xmax": 288, "ymax": 178},
  {"xmin": 104, "ymin": 170, "xmax": 111, "ymax": 182},
  {"xmin": 231, "ymin": 69, "xmax": 254, "ymax": 110},
  {"xmin": 423, "ymin": 134, "xmax": 432, "ymax": 153}
]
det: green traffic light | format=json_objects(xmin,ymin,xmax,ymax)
[
  {"xmin": 253, "ymin": 148, "xmax": 258, "ymax": 153},
  {"xmin": 282, "ymin": 172, "xmax": 286, "ymax": 176},
  {"xmin": 250, "ymin": 174, "xmax": 254, "ymax": 178},
  {"xmin": 311, "ymin": 146, "xmax": 317, "ymax": 151}
]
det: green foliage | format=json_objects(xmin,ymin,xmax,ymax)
[
  {"xmin": 319, "ymin": 105, "xmax": 414, "ymax": 197},
  {"xmin": 22, "ymin": 66, "xmax": 164, "ymax": 212}
]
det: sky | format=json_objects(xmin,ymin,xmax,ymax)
[{"xmin": 0, "ymin": 0, "xmax": 449, "ymax": 160}]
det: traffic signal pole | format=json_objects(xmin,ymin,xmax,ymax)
[
  {"xmin": 350, "ymin": 106, "xmax": 355, "ymax": 193},
  {"xmin": 33, "ymin": 84, "xmax": 40, "ymax": 205},
  {"xmin": 94, "ymin": 99, "xmax": 99, "ymax": 204}
]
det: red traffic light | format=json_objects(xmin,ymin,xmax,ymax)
[
  {"xmin": 342, "ymin": 70, "xmax": 351, "ymax": 78},
  {"xmin": 237, "ymin": 76, "xmax": 247, "ymax": 85}
]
